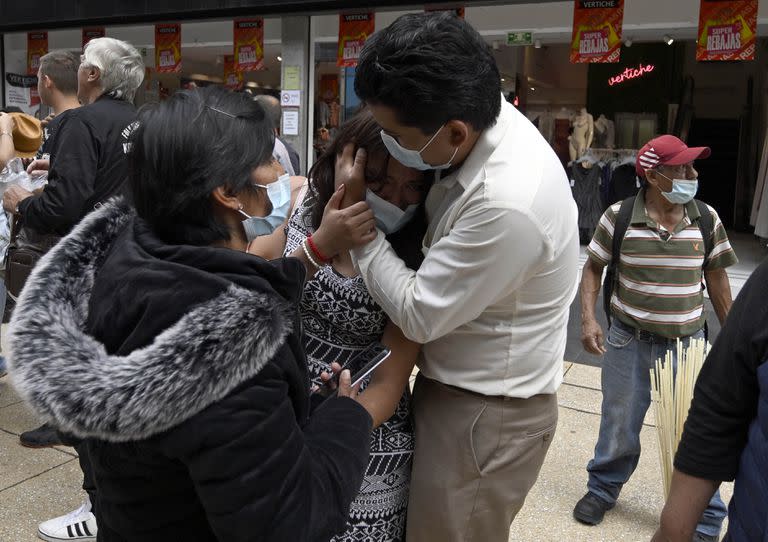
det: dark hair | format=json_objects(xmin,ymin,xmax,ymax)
[
  {"xmin": 253, "ymin": 94, "xmax": 281, "ymax": 132},
  {"xmin": 129, "ymin": 86, "xmax": 274, "ymax": 245},
  {"xmin": 39, "ymin": 51, "xmax": 80, "ymax": 95},
  {"xmin": 307, "ymin": 108, "xmax": 388, "ymax": 230},
  {"xmin": 355, "ymin": 12, "xmax": 501, "ymax": 134},
  {"xmin": 0, "ymin": 106, "xmax": 23, "ymax": 114},
  {"xmin": 307, "ymin": 108, "xmax": 431, "ymax": 270}
]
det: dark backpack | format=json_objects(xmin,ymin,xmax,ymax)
[{"xmin": 602, "ymin": 196, "xmax": 715, "ymax": 327}]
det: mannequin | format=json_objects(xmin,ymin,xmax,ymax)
[
  {"xmin": 537, "ymin": 107, "xmax": 555, "ymax": 144},
  {"xmin": 570, "ymin": 107, "xmax": 594, "ymax": 161},
  {"xmin": 594, "ymin": 114, "xmax": 615, "ymax": 149}
]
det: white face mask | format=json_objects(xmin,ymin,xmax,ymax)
[
  {"xmin": 365, "ymin": 190, "xmax": 418, "ymax": 234},
  {"xmin": 380, "ymin": 125, "xmax": 458, "ymax": 171}
]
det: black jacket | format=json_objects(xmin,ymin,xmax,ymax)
[
  {"xmin": 18, "ymin": 96, "xmax": 137, "ymax": 236},
  {"xmin": 7, "ymin": 200, "xmax": 373, "ymax": 541}
]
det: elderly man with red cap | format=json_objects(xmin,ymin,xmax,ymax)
[{"xmin": 572, "ymin": 135, "xmax": 737, "ymax": 541}]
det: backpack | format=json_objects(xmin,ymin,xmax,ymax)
[{"xmin": 602, "ymin": 196, "xmax": 715, "ymax": 327}]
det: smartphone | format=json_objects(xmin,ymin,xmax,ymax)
[{"xmin": 323, "ymin": 342, "xmax": 392, "ymax": 395}]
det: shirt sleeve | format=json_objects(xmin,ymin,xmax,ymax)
[
  {"xmin": 18, "ymin": 115, "xmax": 98, "ymax": 235},
  {"xmin": 704, "ymin": 205, "xmax": 738, "ymax": 270},
  {"xmin": 352, "ymin": 201, "xmax": 549, "ymax": 345},
  {"xmin": 674, "ymin": 258, "xmax": 768, "ymax": 480},
  {"xmin": 586, "ymin": 204, "xmax": 618, "ymax": 266}
]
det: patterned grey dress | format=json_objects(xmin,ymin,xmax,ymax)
[{"xmin": 285, "ymin": 194, "xmax": 414, "ymax": 542}]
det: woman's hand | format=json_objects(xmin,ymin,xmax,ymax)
[
  {"xmin": 335, "ymin": 143, "xmax": 367, "ymax": 208},
  {"xmin": 312, "ymin": 185, "xmax": 377, "ymax": 258},
  {"xmin": 313, "ymin": 362, "xmax": 361, "ymax": 400}
]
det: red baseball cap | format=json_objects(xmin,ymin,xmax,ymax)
[{"xmin": 635, "ymin": 135, "xmax": 711, "ymax": 176}]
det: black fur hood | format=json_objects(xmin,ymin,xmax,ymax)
[{"xmin": 7, "ymin": 199, "xmax": 300, "ymax": 443}]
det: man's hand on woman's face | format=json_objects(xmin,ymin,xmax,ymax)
[{"xmin": 312, "ymin": 185, "xmax": 377, "ymax": 258}]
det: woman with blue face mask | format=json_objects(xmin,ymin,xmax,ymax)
[
  {"xmin": 8, "ymin": 87, "xmax": 377, "ymax": 542},
  {"xmin": 271, "ymin": 109, "xmax": 431, "ymax": 542}
]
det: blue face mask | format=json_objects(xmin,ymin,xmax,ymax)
[
  {"xmin": 656, "ymin": 172, "xmax": 698, "ymax": 204},
  {"xmin": 239, "ymin": 173, "xmax": 291, "ymax": 240},
  {"xmin": 380, "ymin": 125, "xmax": 458, "ymax": 171}
]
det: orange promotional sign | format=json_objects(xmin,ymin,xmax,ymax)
[
  {"xmin": 82, "ymin": 27, "xmax": 105, "ymax": 49},
  {"xmin": 425, "ymin": 6, "xmax": 465, "ymax": 18},
  {"xmin": 338, "ymin": 13, "xmax": 375, "ymax": 68},
  {"xmin": 27, "ymin": 32, "xmax": 48, "ymax": 75},
  {"xmin": 155, "ymin": 24, "xmax": 182, "ymax": 73},
  {"xmin": 234, "ymin": 19, "xmax": 264, "ymax": 72},
  {"xmin": 223, "ymin": 55, "xmax": 244, "ymax": 90},
  {"xmin": 697, "ymin": 0, "xmax": 757, "ymax": 61},
  {"xmin": 570, "ymin": 0, "xmax": 624, "ymax": 64}
]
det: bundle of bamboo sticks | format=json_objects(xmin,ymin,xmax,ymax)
[{"xmin": 650, "ymin": 338, "xmax": 710, "ymax": 497}]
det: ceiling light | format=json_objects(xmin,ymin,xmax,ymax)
[
  {"xmin": 534, "ymin": 39, "xmax": 542, "ymax": 49},
  {"xmin": 501, "ymin": 77, "xmax": 506, "ymax": 82},
  {"xmin": 624, "ymin": 38, "xmax": 633, "ymax": 47},
  {"xmin": 663, "ymin": 35, "xmax": 674, "ymax": 46},
  {"xmin": 277, "ymin": 55, "xmax": 283, "ymax": 62},
  {"xmin": 530, "ymin": 86, "xmax": 535, "ymax": 91}
]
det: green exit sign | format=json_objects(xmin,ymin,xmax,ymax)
[{"xmin": 507, "ymin": 32, "xmax": 533, "ymax": 46}]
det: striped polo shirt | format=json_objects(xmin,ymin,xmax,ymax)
[{"xmin": 587, "ymin": 190, "xmax": 738, "ymax": 338}]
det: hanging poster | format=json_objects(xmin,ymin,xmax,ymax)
[
  {"xmin": 155, "ymin": 24, "xmax": 182, "ymax": 73},
  {"xmin": 697, "ymin": 0, "xmax": 757, "ymax": 61},
  {"xmin": 338, "ymin": 13, "xmax": 375, "ymax": 68},
  {"xmin": 425, "ymin": 6, "xmax": 465, "ymax": 18},
  {"xmin": 570, "ymin": 0, "xmax": 624, "ymax": 64},
  {"xmin": 27, "ymin": 32, "xmax": 48, "ymax": 74},
  {"xmin": 82, "ymin": 27, "xmax": 105, "ymax": 49},
  {"xmin": 5, "ymin": 73, "xmax": 40, "ymax": 116},
  {"xmin": 234, "ymin": 19, "xmax": 265, "ymax": 72},
  {"xmin": 223, "ymin": 55, "xmax": 244, "ymax": 90}
]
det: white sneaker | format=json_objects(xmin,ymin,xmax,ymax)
[{"xmin": 38, "ymin": 497, "xmax": 98, "ymax": 541}]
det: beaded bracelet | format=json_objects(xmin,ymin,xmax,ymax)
[{"xmin": 302, "ymin": 238, "xmax": 323, "ymax": 270}]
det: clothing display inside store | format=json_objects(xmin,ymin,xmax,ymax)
[
  {"xmin": 752, "ymin": 128, "xmax": 768, "ymax": 241},
  {"xmin": 593, "ymin": 115, "xmax": 615, "ymax": 149}
]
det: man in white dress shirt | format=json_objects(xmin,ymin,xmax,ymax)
[{"xmin": 335, "ymin": 12, "xmax": 580, "ymax": 542}]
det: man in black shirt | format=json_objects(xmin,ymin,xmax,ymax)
[
  {"xmin": 652, "ymin": 257, "xmax": 768, "ymax": 542},
  {"xmin": 2, "ymin": 37, "xmax": 144, "ymax": 542},
  {"xmin": 33, "ymin": 50, "xmax": 81, "ymax": 161}
]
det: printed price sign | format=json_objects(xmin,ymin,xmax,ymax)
[
  {"xmin": 697, "ymin": 0, "xmax": 757, "ymax": 61},
  {"xmin": 27, "ymin": 32, "xmax": 48, "ymax": 75},
  {"xmin": 570, "ymin": 0, "xmax": 624, "ymax": 64},
  {"xmin": 234, "ymin": 19, "xmax": 265, "ymax": 72},
  {"xmin": 338, "ymin": 13, "xmax": 375, "ymax": 68},
  {"xmin": 223, "ymin": 55, "xmax": 244, "ymax": 90},
  {"xmin": 155, "ymin": 24, "xmax": 181, "ymax": 73}
]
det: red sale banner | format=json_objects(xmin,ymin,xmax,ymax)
[
  {"xmin": 155, "ymin": 24, "xmax": 182, "ymax": 73},
  {"xmin": 82, "ymin": 27, "xmax": 105, "ymax": 49},
  {"xmin": 27, "ymin": 32, "xmax": 48, "ymax": 75},
  {"xmin": 223, "ymin": 55, "xmax": 244, "ymax": 90},
  {"xmin": 234, "ymin": 19, "xmax": 265, "ymax": 72},
  {"xmin": 570, "ymin": 0, "xmax": 624, "ymax": 64},
  {"xmin": 338, "ymin": 13, "xmax": 375, "ymax": 68},
  {"xmin": 697, "ymin": 0, "xmax": 757, "ymax": 61}
]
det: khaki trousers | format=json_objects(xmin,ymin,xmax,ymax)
[{"xmin": 406, "ymin": 375, "xmax": 558, "ymax": 542}]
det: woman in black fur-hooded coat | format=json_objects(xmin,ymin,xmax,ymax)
[{"xmin": 6, "ymin": 87, "xmax": 373, "ymax": 542}]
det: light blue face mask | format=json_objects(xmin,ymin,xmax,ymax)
[
  {"xmin": 239, "ymin": 173, "xmax": 291, "ymax": 240},
  {"xmin": 365, "ymin": 189, "xmax": 418, "ymax": 234},
  {"xmin": 380, "ymin": 125, "xmax": 458, "ymax": 171},
  {"xmin": 656, "ymin": 171, "xmax": 699, "ymax": 204}
]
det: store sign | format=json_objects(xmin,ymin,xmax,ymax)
[
  {"xmin": 234, "ymin": 18, "xmax": 265, "ymax": 72},
  {"xmin": 338, "ymin": 13, "xmax": 375, "ymax": 68},
  {"xmin": 5, "ymin": 73, "xmax": 40, "ymax": 116},
  {"xmin": 608, "ymin": 63, "xmax": 656, "ymax": 86},
  {"xmin": 425, "ymin": 6, "xmax": 465, "ymax": 18},
  {"xmin": 27, "ymin": 32, "xmax": 48, "ymax": 75},
  {"xmin": 697, "ymin": 0, "xmax": 757, "ymax": 61},
  {"xmin": 223, "ymin": 55, "xmax": 243, "ymax": 90},
  {"xmin": 155, "ymin": 24, "xmax": 181, "ymax": 73},
  {"xmin": 570, "ymin": 0, "xmax": 624, "ymax": 64},
  {"xmin": 507, "ymin": 32, "xmax": 533, "ymax": 46},
  {"xmin": 82, "ymin": 27, "xmax": 105, "ymax": 49}
]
